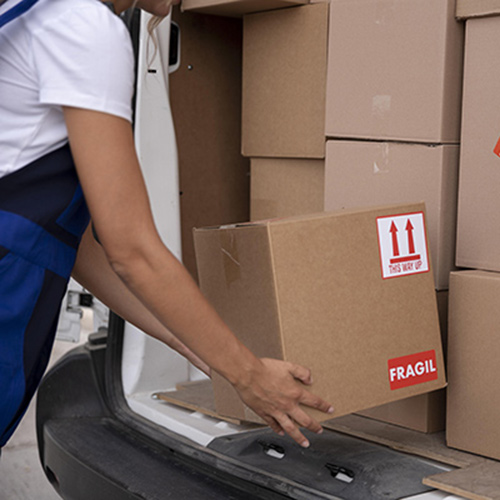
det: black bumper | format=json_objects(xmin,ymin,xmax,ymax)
[
  {"xmin": 36, "ymin": 342, "xmax": 284, "ymax": 500},
  {"xmin": 36, "ymin": 336, "xmax": 447, "ymax": 500}
]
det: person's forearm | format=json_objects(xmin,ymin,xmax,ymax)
[
  {"xmin": 64, "ymin": 108, "xmax": 333, "ymax": 447},
  {"xmin": 106, "ymin": 234, "xmax": 261, "ymax": 387},
  {"xmin": 72, "ymin": 226, "xmax": 210, "ymax": 375}
]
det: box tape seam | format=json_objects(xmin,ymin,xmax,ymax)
[{"xmin": 266, "ymin": 223, "xmax": 286, "ymax": 361}]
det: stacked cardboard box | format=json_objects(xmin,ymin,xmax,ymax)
[
  {"xmin": 447, "ymin": 271, "xmax": 500, "ymax": 461},
  {"xmin": 324, "ymin": 142, "xmax": 459, "ymax": 291},
  {"xmin": 324, "ymin": 0, "xmax": 464, "ymax": 289},
  {"xmin": 322, "ymin": 0, "xmax": 464, "ymax": 433},
  {"xmin": 250, "ymin": 158, "xmax": 324, "ymax": 221},
  {"xmin": 445, "ymin": 0, "xmax": 500, "ymax": 461},
  {"xmin": 454, "ymin": 4, "xmax": 500, "ymax": 272},
  {"xmin": 242, "ymin": 2, "xmax": 329, "ymax": 221}
]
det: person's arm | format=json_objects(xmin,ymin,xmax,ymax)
[
  {"xmin": 63, "ymin": 107, "xmax": 334, "ymax": 447},
  {"xmin": 72, "ymin": 224, "xmax": 211, "ymax": 376}
]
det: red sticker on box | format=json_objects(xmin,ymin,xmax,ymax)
[
  {"xmin": 494, "ymin": 137, "xmax": 500, "ymax": 158},
  {"xmin": 377, "ymin": 211, "xmax": 430, "ymax": 279},
  {"xmin": 388, "ymin": 350, "xmax": 438, "ymax": 390}
]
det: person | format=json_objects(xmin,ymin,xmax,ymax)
[{"xmin": 0, "ymin": 0, "xmax": 334, "ymax": 452}]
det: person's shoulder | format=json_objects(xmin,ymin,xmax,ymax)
[{"xmin": 25, "ymin": 0, "xmax": 129, "ymax": 40}]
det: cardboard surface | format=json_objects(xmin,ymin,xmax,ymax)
[
  {"xmin": 181, "ymin": 0, "xmax": 308, "ymax": 17},
  {"xmin": 446, "ymin": 271, "xmax": 500, "ymax": 461},
  {"xmin": 424, "ymin": 463, "xmax": 500, "ymax": 500},
  {"xmin": 242, "ymin": 3, "xmax": 328, "ymax": 158},
  {"xmin": 357, "ymin": 291, "xmax": 448, "ymax": 432},
  {"xmin": 250, "ymin": 157, "xmax": 325, "ymax": 221},
  {"xmin": 456, "ymin": 17, "xmax": 500, "ymax": 272},
  {"xmin": 325, "ymin": 0, "xmax": 464, "ymax": 143},
  {"xmin": 357, "ymin": 389, "xmax": 446, "ymax": 434},
  {"xmin": 194, "ymin": 203, "xmax": 447, "ymax": 423},
  {"xmin": 169, "ymin": 8, "xmax": 249, "ymax": 281},
  {"xmin": 324, "ymin": 141, "xmax": 459, "ymax": 290},
  {"xmin": 456, "ymin": 0, "xmax": 500, "ymax": 19}
]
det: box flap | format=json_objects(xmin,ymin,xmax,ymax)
[
  {"xmin": 182, "ymin": 0, "xmax": 308, "ymax": 17},
  {"xmin": 456, "ymin": 0, "xmax": 500, "ymax": 19},
  {"xmin": 194, "ymin": 223, "xmax": 284, "ymax": 421}
]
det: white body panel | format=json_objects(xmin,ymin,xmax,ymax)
[{"xmin": 120, "ymin": 12, "xmax": 255, "ymax": 445}]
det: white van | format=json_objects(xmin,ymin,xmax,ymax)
[{"xmin": 36, "ymin": 7, "xmax": 465, "ymax": 500}]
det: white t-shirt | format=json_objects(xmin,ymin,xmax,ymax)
[{"xmin": 0, "ymin": 0, "xmax": 135, "ymax": 177}]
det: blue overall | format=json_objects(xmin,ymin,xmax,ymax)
[{"xmin": 0, "ymin": 144, "xmax": 90, "ymax": 446}]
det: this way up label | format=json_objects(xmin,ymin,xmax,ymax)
[{"xmin": 377, "ymin": 211, "xmax": 429, "ymax": 279}]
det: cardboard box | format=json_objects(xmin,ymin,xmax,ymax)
[
  {"xmin": 358, "ymin": 390, "xmax": 447, "ymax": 434},
  {"xmin": 325, "ymin": 0, "xmax": 464, "ymax": 144},
  {"xmin": 194, "ymin": 203, "xmax": 447, "ymax": 423},
  {"xmin": 242, "ymin": 3, "xmax": 328, "ymax": 158},
  {"xmin": 324, "ymin": 141, "xmax": 459, "ymax": 290},
  {"xmin": 357, "ymin": 291, "xmax": 448, "ymax": 433},
  {"xmin": 169, "ymin": 8, "xmax": 249, "ymax": 281},
  {"xmin": 447, "ymin": 270, "xmax": 500, "ymax": 460},
  {"xmin": 455, "ymin": 16, "xmax": 500, "ymax": 272},
  {"xmin": 250, "ymin": 158, "xmax": 325, "ymax": 221},
  {"xmin": 181, "ymin": 0, "xmax": 308, "ymax": 17},
  {"xmin": 456, "ymin": 0, "xmax": 500, "ymax": 19}
]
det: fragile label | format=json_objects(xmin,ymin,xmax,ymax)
[
  {"xmin": 377, "ymin": 212, "xmax": 429, "ymax": 279},
  {"xmin": 388, "ymin": 350, "xmax": 438, "ymax": 390}
]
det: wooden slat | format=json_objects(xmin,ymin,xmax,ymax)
[
  {"xmin": 154, "ymin": 380, "xmax": 242, "ymax": 425},
  {"xmin": 424, "ymin": 463, "xmax": 500, "ymax": 500}
]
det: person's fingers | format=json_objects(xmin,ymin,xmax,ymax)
[
  {"xmin": 287, "ymin": 406, "xmax": 323, "ymax": 435},
  {"xmin": 273, "ymin": 413, "xmax": 310, "ymax": 448},
  {"xmin": 299, "ymin": 390, "xmax": 335, "ymax": 415},
  {"xmin": 262, "ymin": 415, "xmax": 285, "ymax": 437},
  {"xmin": 286, "ymin": 362, "xmax": 313, "ymax": 385}
]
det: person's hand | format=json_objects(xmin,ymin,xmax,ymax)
[{"xmin": 234, "ymin": 358, "xmax": 334, "ymax": 448}]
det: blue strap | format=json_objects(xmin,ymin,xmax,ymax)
[
  {"xmin": 0, "ymin": 0, "xmax": 39, "ymax": 29},
  {"xmin": 0, "ymin": 209, "xmax": 76, "ymax": 278}
]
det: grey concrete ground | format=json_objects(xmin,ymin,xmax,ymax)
[{"xmin": 0, "ymin": 311, "xmax": 93, "ymax": 500}]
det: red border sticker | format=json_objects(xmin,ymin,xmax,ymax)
[
  {"xmin": 377, "ymin": 211, "xmax": 430, "ymax": 280},
  {"xmin": 388, "ymin": 350, "xmax": 438, "ymax": 390},
  {"xmin": 494, "ymin": 137, "xmax": 500, "ymax": 158}
]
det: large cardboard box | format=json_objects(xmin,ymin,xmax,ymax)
[
  {"xmin": 456, "ymin": 0, "xmax": 500, "ymax": 19},
  {"xmin": 455, "ymin": 16, "xmax": 500, "ymax": 272},
  {"xmin": 447, "ymin": 270, "xmax": 500, "ymax": 460},
  {"xmin": 169, "ymin": 8, "xmax": 249, "ymax": 282},
  {"xmin": 325, "ymin": 0, "xmax": 464, "ymax": 144},
  {"xmin": 250, "ymin": 158, "xmax": 325, "ymax": 221},
  {"xmin": 324, "ymin": 141, "xmax": 459, "ymax": 290},
  {"xmin": 357, "ymin": 291, "xmax": 449, "ymax": 433},
  {"xmin": 194, "ymin": 203, "xmax": 447, "ymax": 423},
  {"xmin": 181, "ymin": 0, "xmax": 308, "ymax": 17},
  {"xmin": 242, "ymin": 3, "xmax": 328, "ymax": 158}
]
